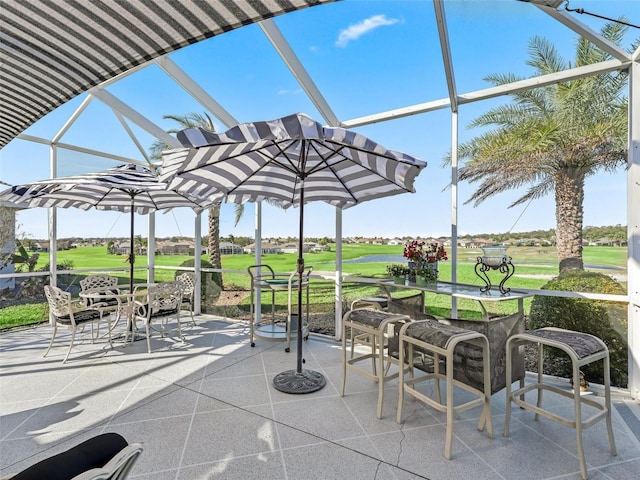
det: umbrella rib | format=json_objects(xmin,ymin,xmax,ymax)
[
  {"xmin": 176, "ymin": 140, "xmax": 299, "ymax": 178},
  {"xmin": 225, "ymin": 140, "xmax": 302, "ymax": 198},
  {"xmin": 308, "ymin": 140, "xmax": 413, "ymax": 201},
  {"xmin": 305, "ymin": 141, "xmax": 358, "ymax": 204}
]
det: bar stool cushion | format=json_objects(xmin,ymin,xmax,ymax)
[
  {"xmin": 521, "ymin": 327, "xmax": 606, "ymax": 359},
  {"xmin": 404, "ymin": 320, "xmax": 474, "ymax": 350},
  {"xmin": 346, "ymin": 308, "xmax": 397, "ymax": 329}
]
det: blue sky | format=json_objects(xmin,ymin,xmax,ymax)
[{"xmin": 0, "ymin": 0, "xmax": 636, "ymax": 241}]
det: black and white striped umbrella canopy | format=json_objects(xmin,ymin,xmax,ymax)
[
  {"xmin": 0, "ymin": 163, "xmax": 214, "ymax": 291},
  {"xmin": 159, "ymin": 112, "xmax": 427, "ymax": 208},
  {"xmin": 159, "ymin": 112, "xmax": 426, "ymax": 393},
  {"xmin": 0, "ymin": 163, "xmax": 211, "ymax": 213},
  {"xmin": 0, "ymin": 0, "xmax": 334, "ymax": 149}
]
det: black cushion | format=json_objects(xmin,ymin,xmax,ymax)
[
  {"xmin": 57, "ymin": 309, "xmax": 102, "ymax": 325},
  {"xmin": 149, "ymin": 307, "xmax": 179, "ymax": 318},
  {"xmin": 85, "ymin": 289, "xmax": 119, "ymax": 307},
  {"xmin": 11, "ymin": 432, "xmax": 128, "ymax": 480}
]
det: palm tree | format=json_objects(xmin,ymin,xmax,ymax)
[
  {"xmin": 454, "ymin": 22, "xmax": 631, "ymax": 273},
  {"xmin": 149, "ymin": 113, "xmax": 244, "ymax": 279}
]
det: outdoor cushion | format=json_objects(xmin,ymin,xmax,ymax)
[
  {"xmin": 522, "ymin": 328, "xmax": 606, "ymax": 359},
  {"xmin": 57, "ymin": 309, "xmax": 102, "ymax": 326},
  {"xmin": 85, "ymin": 289, "xmax": 120, "ymax": 307},
  {"xmin": 10, "ymin": 432, "xmax": 128, "ymax": 480}
]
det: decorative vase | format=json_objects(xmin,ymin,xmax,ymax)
[
  {"xmin": 416, "ymin": 262, "xmax": 438, "ymax": 286},
  {"xmin": 474, "ymin": 246, "xmax": 515, "ymax": 294},
  {"xmin": 393, "ymin": 275, "xmax": 405, "ymax": 285},
  {"xmin": 407, "ymin": 261, "xmax": 417, "ymax": 283}
]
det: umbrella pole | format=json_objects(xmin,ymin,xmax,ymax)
[
  {"xmin": 129, "ymin": 196, "xmax": 135, "ymax": 293},
  {"xmin": 273, "ymin": 176, "xmax": 326, "ymax": 394},
  {"xmin": 295, "ymin": 192, "xmax": 304, "ymax": 374},
  {"xmin": 126, "ymin": 195, "xmax": 140, "ymax": 341}
]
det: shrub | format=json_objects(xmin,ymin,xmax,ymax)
[
  {"xmin": 175, "ymin": 258, "xmax": 221, "ymax": 313},
  {"xmin": 528, "ymin": 271, "xmax": 628, "ymax": 387}
]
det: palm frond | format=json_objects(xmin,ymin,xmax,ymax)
[{"xmin": 526, "ymin": 36, "xmax": 566, "ymax": 74}]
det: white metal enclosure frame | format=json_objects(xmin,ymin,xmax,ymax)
[{"xmin": 0, "ymin": 0, "xmax": 638, "ymax": 398}]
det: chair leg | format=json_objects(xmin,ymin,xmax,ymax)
[
  {"xmin": 444, "ymin": 349, "xmax": 455, "ymax": 460},
  {"xmin": 146, "ymin": 321, "xmax": 152, "ymax": 353},
  {"xmin": 188, "ymin": 304, "xmax": 195, "ymax": 326},
  {"xmin": 63, "ymin": 327, "xmax": 77, "ymax": 363},
  {"xmin": 106, "ymin": 316, "xmax": 113, "ymax": 349},
  {"xmin": 91, "ymin": 312, "xmax": 106, "ymax": 342},
  {"xmin": 43, "ymin": 323, "xmax": 58, "ymax": 358},
  {"xmin": 396, "ymin": 335, "xmax": 407, "ymax": 424},
  {"xmin": 572, "ymin": 361, "xmax": 588, "ymax": 480},
  {"xmin": 340, "ymin": 324, "xmax": 348, "ymax": 397},
  {"xmin": 376, "ymin": 334, "xmax": 385, "ymax": 419},
  {"xmin": 504, "ymin": 337, "xmax": 514, "ymax": 437},
  {"xmin": 176, "ymin": 314, "xmax": 184, "ymax": 342},
  {"xmin": 603, "ymin": 355, "xmax": 617, "ymax": 456}
]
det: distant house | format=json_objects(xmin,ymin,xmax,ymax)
[
  {"xmin": 219, "ymin": 242, "xmax": 244, "ymax": 255},
  {"xmin": 460, "ymin": 238, "xmax": 494, "ymax": 249},
  {"xmin": 281, "ymin": 243, "xmax": 298, "ymax": 254},
  {"xmin": 33, "ymin": 242, "xmax": 49, "ymax": 252},
  {"xmin": 156, "ymin": 241, "xmax": 192, "ymax": 255},
  {"xmin": 243, "ymin": 243, "xmax": 282, "ymax": 255},
  {"xmin": 388, "ymin": 238, "xmax": 403, "ymax": 246},
  {"xmin": 594, "ymin": 237, "xmax": 626, "ymax": 247},
  {"xmin": 115, "ymin": 242, "xmax": 148, "ymax": 255}
]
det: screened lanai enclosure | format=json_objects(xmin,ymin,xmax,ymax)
[{"xmin": 1, "ymin": 0, "xmax": 639, "ymax": 400}]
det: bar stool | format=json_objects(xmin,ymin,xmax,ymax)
[
  {"xmin": 341, "ymin": 308, "xmax": 411, "ymax": 419},
  {"xmin": 504, "ymin": 327, "xmax": 617, "ymax": 480},
  {"xmin": 397, "ymin": 319, "xmax": 493, "ymax": 459},
  {"xmin": 350, "ymin": 296, "xmax": 388, "ymax": 311}
]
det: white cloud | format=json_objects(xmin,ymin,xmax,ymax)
[
  {"xmin": 277, "ymin": 88, "xmax": 304, "ymax": 95},
  {"xmin": 335, "ymin": 14, "xmax": 399, "ymax": 48}
]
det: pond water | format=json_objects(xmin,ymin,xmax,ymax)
[{"xmin": 319, "ymin": 254, "xmax": 404, "ymax": 265}]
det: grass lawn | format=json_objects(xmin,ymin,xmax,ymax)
[{"xmin": 1, "ymin": 244, "xmax": 627, "ymax": 329}]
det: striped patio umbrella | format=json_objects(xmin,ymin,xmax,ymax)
[
  {"xmin": 160, "ymin": 112, "xmax": 427, "ymax": 394},
  {"xmin": 0, "ymin": 163, "xmax": 213, "ymax": 292}
]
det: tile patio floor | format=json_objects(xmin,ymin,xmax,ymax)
[{"xmin": 1, "ymin": 315, "xmax": 639, "ymax": 479}]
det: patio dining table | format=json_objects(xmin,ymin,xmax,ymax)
[{"xmin": 79, "ymin": 286, "xmax": 153, "ymax": 343}]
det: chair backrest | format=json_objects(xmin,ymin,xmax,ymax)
[
  {"xmin": 176, "ymin": 272, "xmax": 195, "ymax": 296},
  {"xmin": 80, "ymin": 275, "xmax": 119, "ymax": 292},
  {"xmin": 147, "ymin": 281, "xmax": 182, "ymax": 316},
  {"xmin": 70, "ymin": 444, "xmax": 143, "ymax": 480},
  {"xmin": 44, "ymin": 285, "xmax": 72, "ymax": 319}
]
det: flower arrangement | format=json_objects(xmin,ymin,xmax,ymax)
[
  {"xmin": 386, "ymin": 263, "xmax": 409, "ymax": 277},
  {"xmin": 424, "ymin": 242, "xmax": 448, "ymax": 264},
  {"xmin": 403, "ymin": 240, "xmax": 448, "ymax": 265},
  {"xmin": 416, "ymin": 263, "xmax": 438, "ymax": 283},
  {"xmin": 403, "ymin": 239, "xmax": 426, "ymax": 263}
]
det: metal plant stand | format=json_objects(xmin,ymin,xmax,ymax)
[{"xmin": 475, "ymin": 247, "xmax": 514, "ymax": 295}]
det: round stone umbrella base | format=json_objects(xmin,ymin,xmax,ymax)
[{"xmin": 273, "ymin": 369, "xmax": 326, "ymax": 394}]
